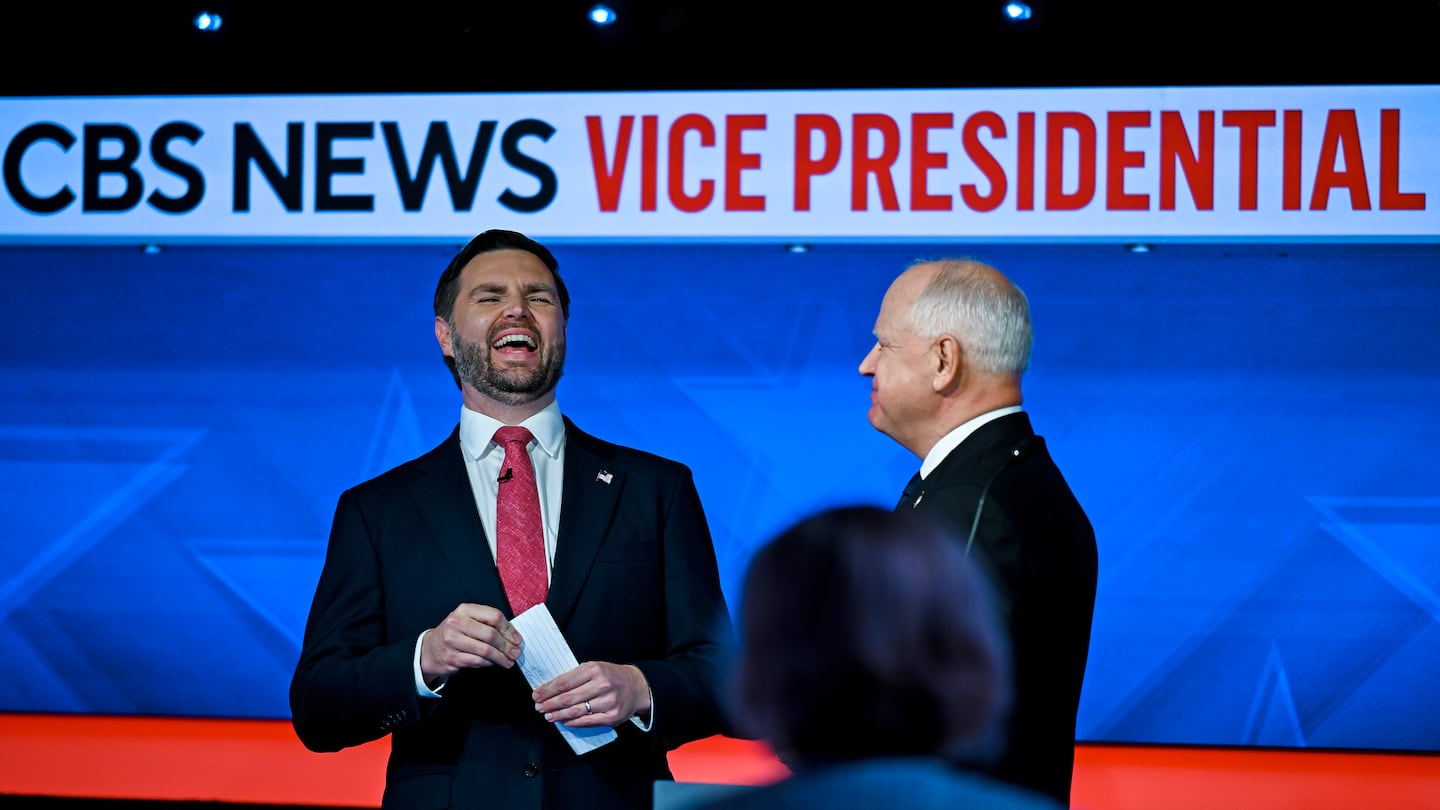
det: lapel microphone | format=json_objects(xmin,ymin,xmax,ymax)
[
  {"xmin": 497, "ymin": 467, "xmax": 513, "ymax": 483},
  {"xmin": 965, "ymin": 437, "xmax": 1037, "ymax": 557}
]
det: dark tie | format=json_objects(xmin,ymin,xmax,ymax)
[
  {"xmin": 494, "ymin": 426, "xmax": 547, "ymax": 615},
  {"xmin": 898, "ymin": 471, "xmax": 923, "ymax": 510}
]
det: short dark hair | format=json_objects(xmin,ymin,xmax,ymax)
[
  {"xmin": 729, "ymin": 505, "xmax": 1011, "ymax": 769},
  {"xmin": 432, "ymin": 229, "xmax": 570, "ymax": 322},
  {"xmin": 432, "ymin": 229, "xmax": 571, "ymax": 388}
]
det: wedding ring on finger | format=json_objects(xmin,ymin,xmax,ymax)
[{"xmin": 584, "ymin": 699, "xmax": 593, "ymax": 714}]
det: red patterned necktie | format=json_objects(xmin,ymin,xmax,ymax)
[{"xmin": 493, "ymin": 425, "xmax": 547, "ymax": 615}]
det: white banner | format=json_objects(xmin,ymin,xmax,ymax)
[{"xmin": 2, "ymin": 85, "xmax": 1436, "ymax": 242}]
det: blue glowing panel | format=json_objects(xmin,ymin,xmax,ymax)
[{"xmin": 0, "ymin": 240, "xmax": 1437, "ymax": 753}]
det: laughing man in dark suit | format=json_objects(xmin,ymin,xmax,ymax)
[
  {"xmin": 291, "ymin": 229, "xmax": 734, "ymax": 810},
  {"xmin": 858, "ymin": 258, "xmax": 1099, "ymax": 807}
]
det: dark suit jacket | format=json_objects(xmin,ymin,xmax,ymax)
[
  {"xmin": 898, "ymin": 412, "xmax": 1098, "ymax": 807},
  {"xmin": 691, "ymin": 758, "xmax": 1064, "ymax": 810},
  {"xmin": 291, "ymin": 416, "xmax": 734, "ymax": 810}
]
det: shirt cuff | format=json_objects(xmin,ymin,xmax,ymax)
[
  {"xmin": 414, "ymin": 629, "xmax": 445, "ymax": 697},
  {"xmin": 628, "ymin": 688, "xmax": 654, "ymax": 732}
]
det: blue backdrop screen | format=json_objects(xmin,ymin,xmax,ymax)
[{"xmin": 1, "ymin": 239, "xmax": 1437, "ymax": 752}]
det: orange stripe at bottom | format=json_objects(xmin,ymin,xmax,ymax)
[{"xmin": 1, "ymin": 714, "xmax": 1436, "ymax": 809}]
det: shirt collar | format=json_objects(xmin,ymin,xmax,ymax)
[
  {"xmin": 920, "ymin": 405, "xmax": 1024, "ymax": 478},
  {"xmin": 458, "ymin": 400, "xmax": 565, "ymax": 461}
]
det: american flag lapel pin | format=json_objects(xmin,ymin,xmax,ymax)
[{"xmin": 595, "ymin": 469, "xmax": 613, "ymax": 485}]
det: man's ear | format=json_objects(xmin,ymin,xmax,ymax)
[
  {"xmin": 931, "ymin": 334, "xmax": 961, "ymax": 392},
  {"xmin": 435, "ymin": 316, "xmax": 456, "ymax": 358}
]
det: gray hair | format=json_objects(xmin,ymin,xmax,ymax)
[{"xmin": 909, "ymin": 259, "xmax": 1033, "ymax": 375}]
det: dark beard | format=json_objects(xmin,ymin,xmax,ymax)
[{"xmin": 451, "ymin": 327, "xmax": 566, "ymax": 406}]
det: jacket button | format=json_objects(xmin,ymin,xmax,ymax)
[{"xmin": 522, "ymin": 762, "xmax": 539, "ymax": 778}]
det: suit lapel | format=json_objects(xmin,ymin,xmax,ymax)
[
  {"xmin": 546, "ymin": 419, "xmax": 623, "ymax": 629},
  {"xmin": 408, "ymin": 428, "xmax": 509, "ymax": 607}
]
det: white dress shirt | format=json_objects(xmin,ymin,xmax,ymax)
[
  {"xmin": 413, "ymin": 402, "xmax": 566, "ymax": 698},
  {"xmin": 457, "ymin": 400, "xmax": 567, "ymax": 571}
]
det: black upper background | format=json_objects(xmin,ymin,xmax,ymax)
[{"xmin": 2, "ymin": 0, "xmax": 1438, "ymax": 96}]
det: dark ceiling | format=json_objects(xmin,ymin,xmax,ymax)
[{"xmin": 3, "ymin": 0, "xmax": 1438, "ymax": 96}]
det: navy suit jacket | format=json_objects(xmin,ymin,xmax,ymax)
[
  {"xmin": 899, "ymin": 412, "xmax": 1098, "ymax": 806},
  {"xmin": 291, "ymin": 416, "xmax": 734, "ymax": 810}
]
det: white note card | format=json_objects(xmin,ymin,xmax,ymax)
[{"xmin": 511, "ymin": 603, "xmax": 618, "ymax": 755}]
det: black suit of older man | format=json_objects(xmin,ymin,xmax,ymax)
[{"xmin": 898, "ymin": 411, "xmax": 1097, "ymax": 805}]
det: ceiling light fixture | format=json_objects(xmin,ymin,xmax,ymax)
[
  {"xmin": 193, "ymin": 11, "xmax": 223, "ymax": 32},
  {"xmin": 587, "ymin": 4, "xmax": 617, "ymax": 27}
]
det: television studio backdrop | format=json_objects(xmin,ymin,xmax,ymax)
[{"xmin": 1, "ymin": 2, "xmax": 1438, "ymax": 808}]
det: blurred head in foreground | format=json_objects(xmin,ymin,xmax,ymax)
[{"xmin": 729, "ymin": 505, "xmax": 1012, "ymax": 771}]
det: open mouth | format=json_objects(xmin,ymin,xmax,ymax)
[{"xmin": 492, "ymin": 331, "xmax": 538, "ymax": 354}]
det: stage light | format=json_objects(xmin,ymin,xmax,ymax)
[
  {"xmin": 193, "ymin": 11, "xmax": 224, "ymax": 32},
  {"xmin": 1003, "ymin": 2, "xmax": 1032, "ymax": 21},
  {"xmin": 587, "ymin": 4, "xmax": 617, "ymax": 26}
]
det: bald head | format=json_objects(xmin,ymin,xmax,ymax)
[{"xmin": 907, "ymin": 259, "xmax": 1032, "ymax": 377}]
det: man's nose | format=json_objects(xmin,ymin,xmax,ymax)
[{"xmin": 858, "ymin": 345, "xmax": 877, "ymax": 375}]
